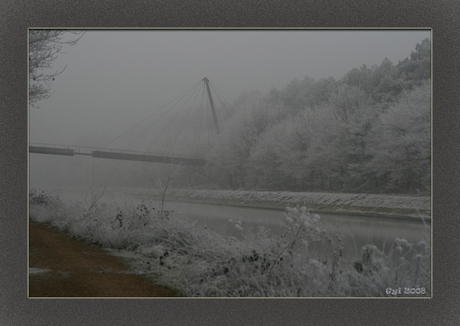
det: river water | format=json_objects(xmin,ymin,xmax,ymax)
[
  {"xmin": 55, "ymin": 187, "xmax": 431, "ymax": 262},
  {"xmin": 163, "ymin": 200, "xmax": 430, "ymax": 261}
]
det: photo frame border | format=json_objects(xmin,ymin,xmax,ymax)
[{"xmin": 2, "ymin": 0, "xmax": 459, "ymax": 324}]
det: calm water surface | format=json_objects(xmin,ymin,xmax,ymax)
[
  {"xmin": 163, "ymin": 201, "xmax": 430, "ymax": 260},
  {"xmin": 56, "ymin": 188, "xmax": 431, "ymax": 262}
]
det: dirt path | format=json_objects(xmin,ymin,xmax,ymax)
[{"xmin": 28, "ymin": 221, "xmax": 180, "ymax": 297}]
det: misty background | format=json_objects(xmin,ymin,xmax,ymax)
[{"xmin": 29, "ymin": 29, "xmax": 431, "ymax": 193}]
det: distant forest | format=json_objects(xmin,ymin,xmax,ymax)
[
  {"xmin": 62, "ymin": 38, "xmax": 430, "ymax": 195},
  {"xmin": 197, "ymin": 38, "xmax": 431, "ymax": 195}
]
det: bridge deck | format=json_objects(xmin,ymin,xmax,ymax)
[
  {"xmin": 29, "ymin": 146, "xmax": 74, "ymax": 156},
  {"xmin": 29, "ymin": 145, "xmax": 206, "ymax": 167}
]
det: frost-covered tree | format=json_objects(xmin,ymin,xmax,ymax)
[
  {"xmin": 248, "ymin": 117, "xmax": 306, "ymax": 190},
  {"xmin": 365, "ymin": 80, "xmax": 431, "ymax": 193},
  {"xmin": 277, "ymin": 75, "xmax": 338, "ymax": 111},
  {"xmin": 204, "ymin": 38, "xmax": 431, "ymax": 194},
  {"xmin": 207, "ymin": 92, "xmax": 273, "ymax": 189},
  {"xmin": 29, "ymin": 30, "xmax": 84, "ymax": 106},
  {"xmin": 398, "ymin": 37, "xmax": 431, "ymax": 82}
]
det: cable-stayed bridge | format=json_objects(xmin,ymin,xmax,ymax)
[{"xmin": 29, "ymin": 78, "xmax": 228, "ymax": 168}]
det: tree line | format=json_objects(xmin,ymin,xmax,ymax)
[
  {"xmin": 202, "ymin": 38, "xmax": 431, "ymax": 194},
  {"xmin": 29, "ymin": 32, "xmax": 430, "ymax": 195}
]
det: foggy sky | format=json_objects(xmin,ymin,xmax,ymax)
[{"xmin": 29, "ymin": 29, "xmax": 431, "ymax": 149}]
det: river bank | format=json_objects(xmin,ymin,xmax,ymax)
[
  {"xmin": 115, "ymin": 188, "xmax": 431, "ymax": 220},
  {"xmin": 28, "ymin": 188, "xmax": 431, "ymax": 297},
  {"xmin": 28, "ymin": 221, "xmax": 180, "ymax": 297}
]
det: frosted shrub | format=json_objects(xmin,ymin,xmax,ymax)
[
  {"xmin": 29, "ymin": 189, "xmax": 68, "ymax": 224},
  {"xmin": 173, "ymin": 206, "xmax": 341, "ymax": 297},
  {"xmin": 281, "ymin": 206, "xmax": 322, "ymax": 254},
  {"xmin": 29, "ymin": 191, "xmax": 430, "ymax": 297},
  {"xmin": 170, "ymin": 207, "xmax": 430, "ymax": 297},
  {"xmin": 29, "ymin": 189, "xmax": 50, "ymax": 206},
  {"xmin": 391, "ymin": 237, "xmax": 431, "ymax": 293},
  {"xmin": 344, "ymin": 231, "xmax": 431, "ymax": 297}
]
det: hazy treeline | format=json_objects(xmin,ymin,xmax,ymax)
[
  {"xmin": 33, "ymin": 39, "xmax": 430, "ymax": 195},
  {"xmin": 202, "ymin": 38, "xmax": 431, "ymax": 194}
]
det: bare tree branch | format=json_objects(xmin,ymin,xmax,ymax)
[{"xmin": 29, "ymin": 30, "xmax": 85, "ymax": 106}]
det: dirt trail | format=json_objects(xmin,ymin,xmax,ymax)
[{"xmin": 28, "ymin": 221, "xmax": 180, "ymax": 297}]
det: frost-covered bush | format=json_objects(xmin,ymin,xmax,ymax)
[
  {"xmin": 29, "ymin": 191, "xmax": 431, "ymax": 297},
  {"xmin": 29, "ymin": 189, "xmax": 68, "ymax": 224},
  {"xmin": 29, "ymin": 189, "xmax": 50, "ymax": 206},
  {"xmin": 174, "ymin": 208, "xmax": 330, "ymax": 297}
]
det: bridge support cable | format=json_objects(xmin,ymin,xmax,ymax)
[
  {"xmin": 119, "ymin": 81, "xmax": 204, "ymax": 154},
  {"xmin": 30, "ymin": 79, "xmax": 227, "ymax": 168},
  {"xmin": 192, "ymin": 84, "xmax": 207, "ymax": 155},
  {"xmin": 30, "ymin": 117, "xmax": 67, "ymax": 146},
  {"xmin": 99, "ymin": 79, "xmax": 204, "ymax": 151},
  {"xmin": 30, "ymin": 130, "xmax": 45, "ymax": 145},
  {"xmin": 170, "ymin": 83, "xmax": 204, "ymax": 157},
  {"xmin": 144, "ymin": 81, "xmax": 205, "ymax": 155},
  {"xmin": 90, "ymin": 78, "xmax": 219, "ymax": 159},
  {"xmin": 207, "ymin": 80, "xmax": 237, "ymax": 107}
]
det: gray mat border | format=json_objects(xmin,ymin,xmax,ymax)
[{"xmin": 1, "ymin": 0, "xmax": 459, "ymax": 325}]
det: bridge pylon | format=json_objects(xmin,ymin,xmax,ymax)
[{"xmin": 202, "ymin": 77, "xmax": 220, "ymax": 134}]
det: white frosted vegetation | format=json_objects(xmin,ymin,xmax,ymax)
[{"xmin": 29, "ymin": 190, "xmax": 431, "ymax": 297}]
